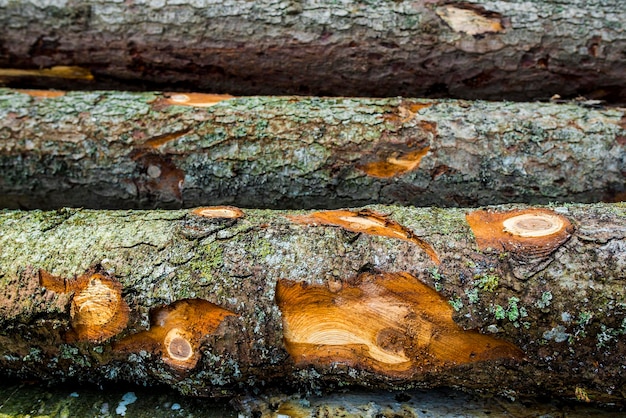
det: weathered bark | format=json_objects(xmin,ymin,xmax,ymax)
[
  {"xmin": 0, "ymin": 1, "xmax": 625, "ymax": 103},
  {"xmin": 0, "ymin": 383, "xmax": 618, "ymax": 418},
  {"xmin": 1, "ymin": 89, "xmax": 624, "ymax": 210},
  {"xmin": 0, "ymin": 203, "xmax": 625, "ymax": 404}
]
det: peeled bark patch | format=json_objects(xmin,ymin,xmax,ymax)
[
  {"xmin": 288, "ymin": 209, "xmax": 440, "ymax": 263},
  {"xmin": 276, "ymin": 271, "xmax": 523, "ymax": 377},
  {"xmin": 435, "ymin": 4, "xmax": 505, "ymax": 36},
  {"xmin": 466, "ymin": 208, "xmax": 573, "ymax": 258},
  {"xmin": 39, "ymin": 269, "xmax": 129, "ymax": 343},
  {"xmin": 114, "ymin": 299, "xmax": 235, "ymax": 371}
]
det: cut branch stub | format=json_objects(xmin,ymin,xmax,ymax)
[
  {"xmin": 114, "ymin": 299, "xmax": 235, "ymax": 371},
  {"xmin": 191, "ymin": 206, "xmax": 245, "ymax": 219},
  {"xmin": 161, "ymin": 92, "xmax": 234, "ymax": 108},
  {"xmin": 0, "ymin": 66, "xmax": 94, "ymax": 80},
  {"xmin": 466, "ymin": 208, "xmax": 573, "ymax": 257},
  {"xmin": 357, "ymin": 118, "xmax": 435, "ymax": 179},
  {"xmin": 276, "ymin": 271, "xmax": 523, "ymax": 377},
  {"xmin": 357, "ymin": 146, "xmax": 430, "ymax": 178},
  {"xmin": 288, "ymin": 209, "xmax": 440, "ymax": 264},
  {"xmin": 39, "ymin": 269, "xmax": 129, "ymax": 343}
]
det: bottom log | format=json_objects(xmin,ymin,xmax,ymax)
[{"xmin": 0, "ymin": 203, "xmax": 625, "ymax": 404}]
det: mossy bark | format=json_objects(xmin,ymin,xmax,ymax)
[
  {"xmin": 0, "ymin": 203, "xmax": 625, "ymax": 404},
  {"xmin": 0, "ymin": 0, "xmax": 625, "ymax": 103},
  {"xmin": 1, "ymin": 89, "xmax": 624, "ymax": 210}
]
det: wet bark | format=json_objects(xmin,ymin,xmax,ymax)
[
  {"xmin": 0, "ymin": 203, "xmax": 625, "ymax": 404},
  {"xmin": 1, "ymin": 89, "xmax": 624, "ymax": 210},
  {"xmin": 0, "ymin": 1, "xmax": 625, "ymax": 103}
]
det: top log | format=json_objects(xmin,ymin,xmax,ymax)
[{"xmin": 0, "ymin": 0, "xmax": 625, "ymax": 102}]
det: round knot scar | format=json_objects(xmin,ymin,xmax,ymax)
[
  {"xmin": 72, "ymin": 278, "xmax": 120, "ymax": 327},
  {"xmin": 164, "ymin": 328, "xmax": 193, "ymax": 362},
  {"xmin": 502, "ymin": 213, "xmax": 564, "ymax": 238}
]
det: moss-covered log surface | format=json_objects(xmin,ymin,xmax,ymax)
[
  {"xmin": 1, "ymin": 0, "xmax": 625, "ymax": 103},
  {"xmin": 1, "ymin": 89, "xmax": 624, "ymax": 210},
  {"xmin": 0, "ymin": 203, "xmax": 625, "ymax": 405}
]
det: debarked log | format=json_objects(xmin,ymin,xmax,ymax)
[
  {"xmin": 0, "ymin": 203, "xmax": 625, "ymax": 403},
  {"xmin": 0, "ymin": 89, "xmax": 625, "ymax": 210},
  {"xmin": 0, "ymin": 0, "xmax": 625, "ymax": 103}
]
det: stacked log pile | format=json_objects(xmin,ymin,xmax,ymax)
[{"xmin": 0, "ymin": 0, "xmax": 625, "ymax": 411}]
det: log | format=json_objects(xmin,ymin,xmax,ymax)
[
  {"xmin": 0, "ymin": 203, "xmax": 625, "ymax": 404},
  {"xmin": 1, "ymin": 89, "xmax": 625, "ymax": 210},
  {"xmin": 0, "ymin": 0, "xmax": 625, "ymax": 103}
]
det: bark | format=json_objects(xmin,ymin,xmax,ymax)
[
  {"xmin": 0, "ymin": 0, "xmax": 625, "ymax": 103},
  {"xmin": 1, "ymin": 89, "xmax": 625, "ymax": 210},
  {"xmin": 0, "ymin": 383, "xmax": 618, "ymax": 418},
  {"xmin": 0, "ymin": 203, "xmax": 625, "ymax": 404}
]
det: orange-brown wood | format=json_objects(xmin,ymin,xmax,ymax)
[
  {"xmin": 15, "ymin": 89, "xmax": 66, "ymax": 98},
  {"xmin": 276, "ymin": 271, "xmax": 523, "ymax": 377},
  {"xmin": 39, "ymin": 269, "xmax": 129, "ymax": 343},
  {"xmin": 114, "ymin": 299, "xmax": 235, "ymax": 371},
  {"xmin": 466, "ymin": 208, "xmax": 573, "ymax": 257},
  {"xmin": 357, "ymin": 146, "xmax": 430, "ymax": 178},
  {"xmin": 142, "ymin": 128, "xmax": 192, "ymax": 149},
  {"xmin": 162, "ymin": 92, "xmax": 234, "ymax": 107},
  {"xmin": 191, "ymin": 206, "xmax": 245, "ymax": 219},
  {"xmin": 435, "ymin": 4, "xmax": 504, "ymax": 35},
  {"xmin": 288, "ymin": 209, "xmax": 440, "ymax": 264}
]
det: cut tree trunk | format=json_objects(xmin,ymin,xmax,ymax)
[
  {"xmin": 0, "ymin": 0, "xmax": 625, "ymax": 103},
  {"xmin": 0, "ymin": 203, "xmax": 625, "ymax": 404},
  {"xmin": 1, "ymin": 89, "xmax": 624, "ymax": 210}
]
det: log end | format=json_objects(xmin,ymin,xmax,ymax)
[
  {"xmin": 276, "ymin": 272, "xmax": 522, "ymax": 377},
  {"xmin": 466, "ymin": 208, "xmax": 573, "ymax": 257}
]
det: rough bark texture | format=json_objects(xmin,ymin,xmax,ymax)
[
  {"xmin": 0, "ymin": 1, "xmax": 625, "ymax": 103},
  {"xmin": 0, "ymin": 382, "xmax": 620, "ymax": 418},
  {"xmin": 1, "ymin": 89, "xmax": 624, "ymax": 210},
  {"xmin": 0, "ymin": 203, "xmax": 625, "ymax": 404}
]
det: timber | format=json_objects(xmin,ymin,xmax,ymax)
[
  {"xmin": 0, "ymin": 203, "xmax": 625, "ymax": 404},
  {"xmin": 1, "ymin": 89, "xmax": 625, "ymax": 210},
  {"xmin": 0, "ymin": 1, "xmax": 625, "ymax": 103}
]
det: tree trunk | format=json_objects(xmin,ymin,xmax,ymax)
[
  {"xmin": 1, "ymin": 89, "xmax": 624, "ymax": 210},
  {"xmin": 0, "ymin": 203, "xmax": 625, "ymax": 404},
  {"xmin": 0, "ymin": 1, "xmax": 625, "ymax": 103}
]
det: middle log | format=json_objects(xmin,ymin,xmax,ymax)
[
  {"xmin": 0, "ymin": 89, "xmax": 624, "ymax": 209},
  {"xmin": 0, "ymin": 204, "xmax": 625, "ymax": 402}
]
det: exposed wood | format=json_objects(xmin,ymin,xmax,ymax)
[
  {"xmin": 39, "ymin": 268, "xmax": 130, "ymax": 343},
  {"xmin": 1, "ymin": 89, "xmax": 624, "ymax": 210},
  {"xmin": 0, "ymin": 1, "xmax": 625, "ymax": 103},
  {"xmin": 0, "ymin": 203, "xmax": 625, "ymax": 404}
]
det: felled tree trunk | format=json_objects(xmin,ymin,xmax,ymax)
[
  {"xmin": 0, "ymin": 0, "xmax": 625, "ymax": 103},
  {"xmin": 1, "ymin": 89, "xmax": 624, "ymax": 210},
  {"xmin": 0, "ymin": 203, "xmax": 625, "ymax": 404}
]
